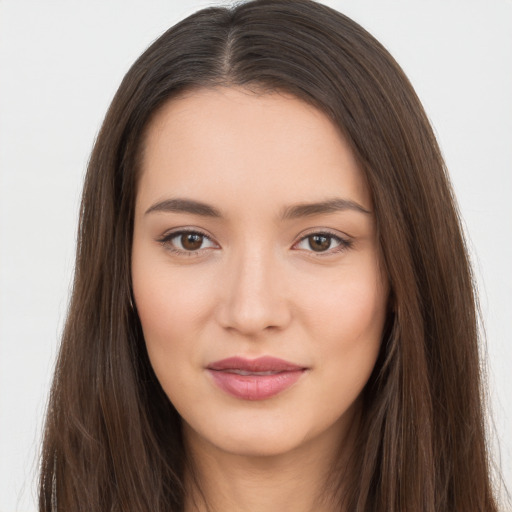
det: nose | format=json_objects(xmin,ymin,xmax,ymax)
[{"xmin": 216, "ymin": 247, "xmax": 292, "ymax": 336}]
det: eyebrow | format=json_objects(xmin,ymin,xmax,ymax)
[
  {"xmin": 145, "ymin": 198, "xmax": 222, "ymax": 217},
  {"xmin": 144, "ymin": 197, "xmax": 371, "ymax": 218},
  {"xmin": 280, "ymin": 198, "xmax": 371, "ymax": 219}
]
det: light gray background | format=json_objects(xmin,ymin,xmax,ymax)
[{"xmin": 1, "ymin": 1, "xmax": 511, "ymax": 510}]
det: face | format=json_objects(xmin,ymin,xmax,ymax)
[{"xmin": 132, "ymin": 87, "xmax": 388, "ymax": 459}]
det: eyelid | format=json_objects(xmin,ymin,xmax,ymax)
[
  {"xmin": 292, "ymin": 228, "xmax": 353, "ymax": 255},
  {"xmin": 155, "ymin": 226, "xmax": 353, "ymax": 257},
  {"xmin": 156, "ymin": 227, "xmax": 219, "ymax": 255}
]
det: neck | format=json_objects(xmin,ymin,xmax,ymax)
[{"xmin": 183, "ymin": 413, "xmax": 359, "ymax": 512}]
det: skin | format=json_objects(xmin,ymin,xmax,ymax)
[{"xmin": 132, "ymin": 87, "xmax": 389, "ymax": 512}]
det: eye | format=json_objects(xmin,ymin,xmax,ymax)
[
  {"xmin": 158, "ymin": 230, "xmax": 217, "ymax": 254},
  {"xmin": 294, "ymin": 232, "xmax": 351, "ymax": 254}
]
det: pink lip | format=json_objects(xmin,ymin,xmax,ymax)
[{"xmin": 206, "ymin": 356, "xmax": 307, "ymax": 401}]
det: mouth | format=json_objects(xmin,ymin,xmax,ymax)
[{"xmin": 206, "ymin": 356, "xmax": 308, "ymax": 401}]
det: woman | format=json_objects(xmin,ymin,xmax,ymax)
[{"xmin": 38, "ymin": 0, "xmax": 500, "ymax": 510}]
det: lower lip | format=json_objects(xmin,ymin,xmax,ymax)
[{"xmin": 207, "ymin": 369, "xmax": 305, "ymax": 400}]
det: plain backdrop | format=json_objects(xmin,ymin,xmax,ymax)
[{"xmin": 0, "ymin": 1, "xmax": 511, "ymax": 510}]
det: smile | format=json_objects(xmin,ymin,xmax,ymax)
[{"xmin": 206, "ymin": 356, "xmax": 308, "ymax": 400}]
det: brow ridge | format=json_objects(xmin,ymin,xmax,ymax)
[
  {"xmin": 144, "ymin": 196, "xmax": 371, "ymax": 219},
  {"xmin": 280, "ymin": 198, "xmax": 371, "ymax": 219},
  {"xmin": 145, "ymin": 198, "xmax": 222, "ymax": 217}
]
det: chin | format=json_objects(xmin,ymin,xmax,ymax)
[
  {"xmin": 224, "ymin": 432, "xmax": 305, "ymax": 458},
  {"xmin": 190, "ymin": 426, "xmax": 308, "ymax": 459},
  {"xmin": 182, "ymin": 406, "xmax": 350, "ymax": 461}
]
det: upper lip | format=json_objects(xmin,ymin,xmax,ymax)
[{"xmin": 207, "ymin": 356, "xmax": 306, "ymax": 372}]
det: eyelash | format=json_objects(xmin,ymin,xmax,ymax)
[{"xmin": 156, "ymin": 228, "xmax": 353, "ymax": 257}]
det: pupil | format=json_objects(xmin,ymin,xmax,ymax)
[
  {"xmin": 182, "ymin": 233, "xmax": 203, "ymax": 250},
  {"xmin": 309, "ymin": 235, "xmax": 330, "ymax": 252}
]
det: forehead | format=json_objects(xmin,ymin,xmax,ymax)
[{"xmin": 137, "ymin": 86, "xmax": 370, "ymax": 213}]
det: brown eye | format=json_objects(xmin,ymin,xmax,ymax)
[
  {"xmin": 160, "ymin": 230, "xmax": 217, "ymax": 254},
  {"xmin": 308, "ymin": 234, "xmax": 332, "ymax": 252},
  {"xmin": 180, "ymin": 233, "xmax": 204, "ymax": 251},
  {"xmin": 294, "ymin": 231, "xmax": 351, "ymax": 255}
]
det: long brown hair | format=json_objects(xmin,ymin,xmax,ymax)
[{"xmin": 39, "ymin": 1, "xmax": 499, "ymax": 510}]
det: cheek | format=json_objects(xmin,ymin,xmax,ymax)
[
  {"xmin": 131, "ymin": 245, "xmax": 213, "ymax": 391},
  {"xmin": 132, "ymin": 236, "xmax": 215, "ymax": 335},
  {"xmin": 302, "ymin": 263, "xmax": 387, "ymax": 391},
  {"xmin": 133, "ymin": 280, "xmax": 201, "ymax": 415},
  {"xmin": 302, "ymin": 260, "xmax": 387, "ymax": 344}
]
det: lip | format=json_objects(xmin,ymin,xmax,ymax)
[{"xmin": 206, "ymin": 356, "xmax": 307, "ymax": 401}]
